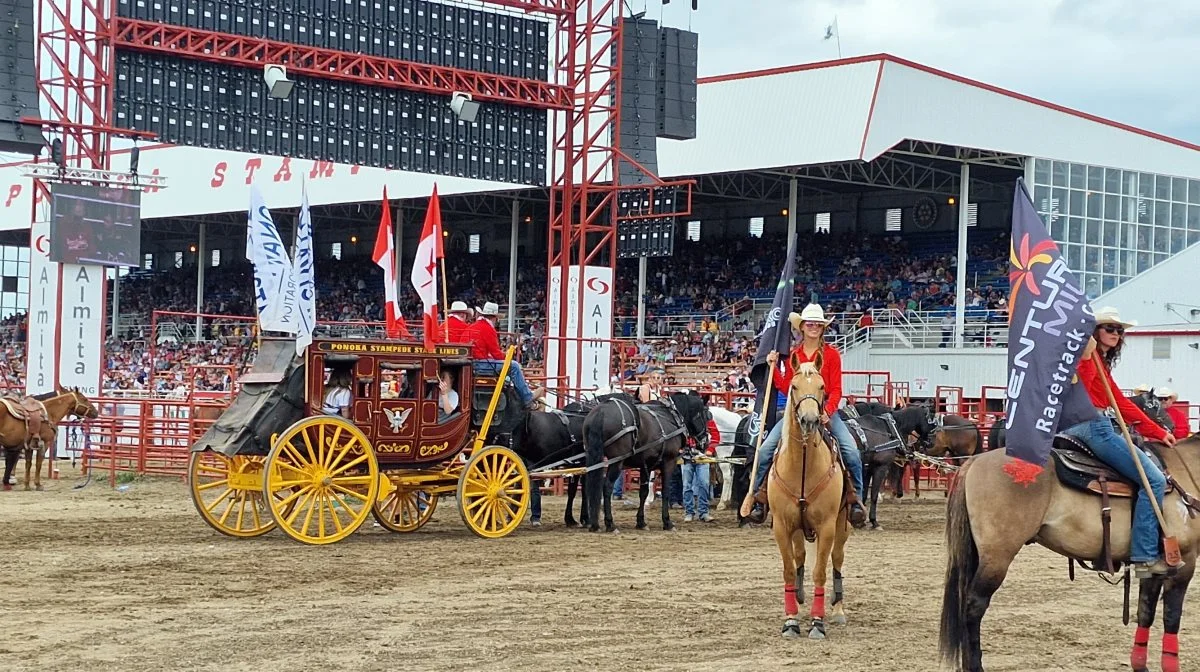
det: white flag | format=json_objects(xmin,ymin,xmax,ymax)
[
  {"xmin": 247, "ymin": 185, "xmax": 298, "ymax": 334},
  {"xmin": 293, "ymin": 180, "xmax": 316, "ymax": 355}
]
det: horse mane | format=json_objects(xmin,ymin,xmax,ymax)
[{"xmin": 796, "ymin": 362, "xmax": 820, "ymax": 377}]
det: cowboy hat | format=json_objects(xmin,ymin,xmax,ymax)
[
  {"xmin": 797, "ymin": 303, "xmax": 833, "ymax": 325},
  {"xmin": 448, "ymin": 300, "xmax": 470, "ymax": 313},
  {"xmin": 1133, "ymin": 383, "xmax": 1152, "ymax": 394},
  {"xmin": 476, "ymin": 301, "xmax": 500, "ymax": 317},
  {"xmin": 1094, "ymin": 306, "xmax": 1137, "ymax": 328},
  {"xmin": 1157, "ymin": 387, "xmax": 1177, "ymax": 399}
]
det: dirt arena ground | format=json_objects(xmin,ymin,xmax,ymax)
[{"xmin": 1, "ymin": 465, "xmax": 1190, "ymax": 672}]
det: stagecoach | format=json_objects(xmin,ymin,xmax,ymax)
[{"xmin": 186, "ymin": 335, "xmax": 530, "ymax": 544}]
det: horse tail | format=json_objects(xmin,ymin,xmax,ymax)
[
  {"xmin": 582, "ymin": 405, "xmax": 609, "ymax": 527},
  {"xmin": 939, "ymin": 462, "xmax": 976, "ymax": 668}
]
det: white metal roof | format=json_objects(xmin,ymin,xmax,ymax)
[{"xmin": 658, "ymin": 54, "xmax": 1200, "ymax": 180}]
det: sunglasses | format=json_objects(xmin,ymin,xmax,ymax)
[{"xmin": 1100, "ymin": 325, "xmax": 1124, "ymax": 335}]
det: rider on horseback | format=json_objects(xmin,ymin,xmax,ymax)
[
  {"xmin": 1066, "ymin": 306, "xmax": 1179, "ymax": 578},
  {"xmin": 750, "ymin": 304, "xmax": 867, "ymax": 528}
]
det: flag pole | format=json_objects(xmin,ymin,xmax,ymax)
[
  {"xmin": 439, "ymin": 257, "xmax": 449, "ymax": 342},
  {"xmin": 1092, "ymin": 350, "xmax": 1181, "ymax": 567},
  {"xmin": 739, "ymin": 358, "xmax": 777, "ymax": 518}
]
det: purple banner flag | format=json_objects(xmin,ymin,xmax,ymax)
[
  {"xmin": 748, "ymin": 234, "xmax": 797, "ymax": 440},
  {"xmin": 1004, "ymin": 178, "xmax": 1098, "ymax": 484}
]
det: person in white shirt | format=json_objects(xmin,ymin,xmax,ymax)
[
  {"xmin": 435, "ymin": 369, "xmax": 459, "ymax": 422},
  {"xmin": 322, "ymin": 367, "xmax": 353, "ymax": 418}
]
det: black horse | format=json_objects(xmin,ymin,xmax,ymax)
[
  {"xmin": 582, "ymin": 391, "xmax": 711, "ymax": 533},
  {"xmin": 510, "ymin": 392, "xmax": 637, "ymax": 528},
  {"xmin": 841, "ymin": 404, "xmax": 934, "ymax": 529},
  {"xmin": 729, "ymin": 413, "xmax": 756, "ymax": 527}
]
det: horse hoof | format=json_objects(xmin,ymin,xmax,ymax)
[
  {"xmin": 635, "ymin": 522, "xmax": 647, "ymax": 530},
  {"xmin": 35, "ymin": 484, "xmax": 44, "ymax": 491},
  {"xmin": 781, "ymin": 619, "xmax": 802, "ymax": 638},
  {"xmin": 829, "ymin": 614, "xmax": 847, "ymax": 626},
  {"xmin": 607, "ymin": 527, "xmax": 620, "ymax": 535},
  {"xmin": 663, "ymin": 523, "xmax": 675, "ymax": 532},
  {"xmin": 808, "ymin": 621, "xmax": 826, "ymax": 640},
  {"xmin": 870, "ymin": 523, "xmax": 883, "ymax": 531}
]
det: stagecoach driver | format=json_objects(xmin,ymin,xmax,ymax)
[
  {"xmin": 468, "ymin": 301, "xmax": 544, "ymax": 411},
  {"xmin": 749, "ymin": 304, "xmax": 867, "ymax": 528}
]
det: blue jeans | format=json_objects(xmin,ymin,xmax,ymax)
[
  {"xmin": 682, "ymin": 462, "xmax": 711, "ymax": 517},
  {"xmin": 1065, "ymin": 417, "xmax": 1165, "ymax": 563},
  {"xmin": 753, "ymin": 413, "xmax": 864, "ymax": 502},
  {"xmin": 530, "ymin": 481, "xmax": 542, "ymax": 521},
  {"xmin": 612, "ymin": 472, "xmax": 624, "ymax": 498},
  {"xmin": 474, "ymin": 359, "xmax": 534, "ymax": 405}
]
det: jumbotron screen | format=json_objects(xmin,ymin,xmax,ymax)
[{"xmin": 49, "ymin": 183, "xmax": 142, "ymax": 266}]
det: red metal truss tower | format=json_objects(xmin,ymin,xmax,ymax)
[
  {"xmin": 40, "ymin": 0, "xmax": 692, "ymax": 398},
  {"xmin": 545, "ymin": 0, "xmax": 692, "ymax": 394},
  {"xmin": 34, "ymin": 0, "xmax": 117, "ymax": 171}
]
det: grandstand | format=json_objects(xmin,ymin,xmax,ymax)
[{"xmin": 1, "ymin": 53, "xmax": 1199, "ymax": 419}]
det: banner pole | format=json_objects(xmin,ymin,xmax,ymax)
[
  {"xmin": 439, "ymin": 259, "xmax": 449, "ymax": 342},
  {"xmin": 739, "ymin": 359, "xmax": 777, "ymax": 518}
]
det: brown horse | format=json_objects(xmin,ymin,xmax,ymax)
[
  {"xmin": 769, "ymin": 362, "xmax": 853, "ymax": 640},
  {"xmin": 1, "ymin": 387, "xmax": 99, "ymax": 491},
  {"xmin": 939, "ymin": 437, "xmax": 1200, "ymax": 672},
  {"xmin": 928, "ymin": 414, "xmax": 982, "ymax": 458}
]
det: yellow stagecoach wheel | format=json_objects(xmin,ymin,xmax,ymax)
[
  {"xmin": 372, "ymin": 483, "xmax": 439, "ymax": 533},
  {"xmin": 188, "ymin": 451, "xmax": 277, "ymax": 538},
  {"xmin": 262, "ymin": 416, "xmax": 380, "ymax": 545},
  {"xmin": 457, "ymin": 445, "xmax": 530, "ymax": 539}
]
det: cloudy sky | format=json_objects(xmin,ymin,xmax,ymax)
[{"xmin": 653, "ymin": 0, "xmax": 1200, "ymax": 144}]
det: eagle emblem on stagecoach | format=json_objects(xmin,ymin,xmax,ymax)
[{"xmin": 382, "ymin": 407, "xmax": 412, "ymax": 433}]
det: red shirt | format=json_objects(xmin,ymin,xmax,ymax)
[
  {"xmin": 772, "ymin": 342, "xmax": 843, "ymax": 417},
  {"xmin": 467, "ymin": 318, "xmax": 504, "ymax": 360},
  {"xmin": 1075, "ymin": 357, "xmax": 1168, "ymax": 441},
  {"xmin": 1167, "ymin": 405, "xmax": 1190, "ymax": 439},
  {"xmin": 705, "ymin": 419, "xmax": 720, "ymax": 456},
  {"xmin": 443, "ymin": 316, "xmax": 472, "ymax": 345}
]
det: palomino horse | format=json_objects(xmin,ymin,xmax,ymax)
[
  {"xmin": 1, "ymin": 387, "xmax": 99, "ymax": 490},
  {"xmin": 939, "ymin": 436, "xmax": 1200, "ymax": 672},
  {"xmin": 770, "ymin": 362, "xmax": 852, "ymax": 640}
]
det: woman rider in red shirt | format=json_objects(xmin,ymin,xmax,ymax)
[{"xmin": 1066, "ymin": 306, "xmax": 1178, "ymax": 578}]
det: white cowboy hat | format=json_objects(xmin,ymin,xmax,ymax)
[
  {"xmin": 476, "ymin": 301, "xmax": 500, "ymax": 317},
  {"xmin": 448, "ymin": 300, "xmax": 470, "ymax": 314},
  {"xmin": 1133, "ymin": 383, "xmax": 1152, "ymax": 394},
  {"xmin": 797, "ymin": 303, "xmax": 833, "ymax": 325},
  {"xmin": 1157, "ymin": 387, "xmax": 1177, "ymax": 399},
  {"xmin": 1094, "ymin": 306, "xmax": 1137, "ymax": 328}
]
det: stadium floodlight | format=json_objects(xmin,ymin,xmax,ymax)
[
  {"xmin": 263, "ymin": 65, "xmax": 295, "ymax": 100},
  {"xmin": 449, "ymin": 92, "xmax": 480, "ymax": 123}
]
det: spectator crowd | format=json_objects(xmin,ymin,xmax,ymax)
[{"xmin": 0, "ymin": 229, "xmax": 1011, "ymax": 395}]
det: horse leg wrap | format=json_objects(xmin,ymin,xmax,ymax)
[
  {"xmin": 783, "ymin": 585, "xmax": 798, "ymax": 615},
  {"xmin": 1162, "ymin": 633, "xmax": 1179, "ymax": 672},
  {"xmin": 1131, "ymin": 626, "xmax": 1149, "ymax": 670},
  {"xmin": 832, "ymin": 570, "xmax": 844, "ymax": 606},
  {"xmin": 811, "ymin": 586, "xmax": 825, "ymax": 619}
]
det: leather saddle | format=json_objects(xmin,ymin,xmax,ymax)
[
  {"xmin": 0, "ymin": 396, "xmax": 50, "ymax": 441},
  {"xmin": 1051, "ymin": 433, "xmax": 1172, "ymax": 499}
]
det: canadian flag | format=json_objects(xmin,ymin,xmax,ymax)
[
  {"xmin": 373, "ymin": 187, "xmax": 411, "ymax": 339},
  {"xmin": 410, "ymin": 184, "xmax": 444, "ymax": 352}
]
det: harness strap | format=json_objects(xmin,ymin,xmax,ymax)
[{"xmin": 1098, "ymin": 474, "xmax": 1115, "ymax": 574}]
